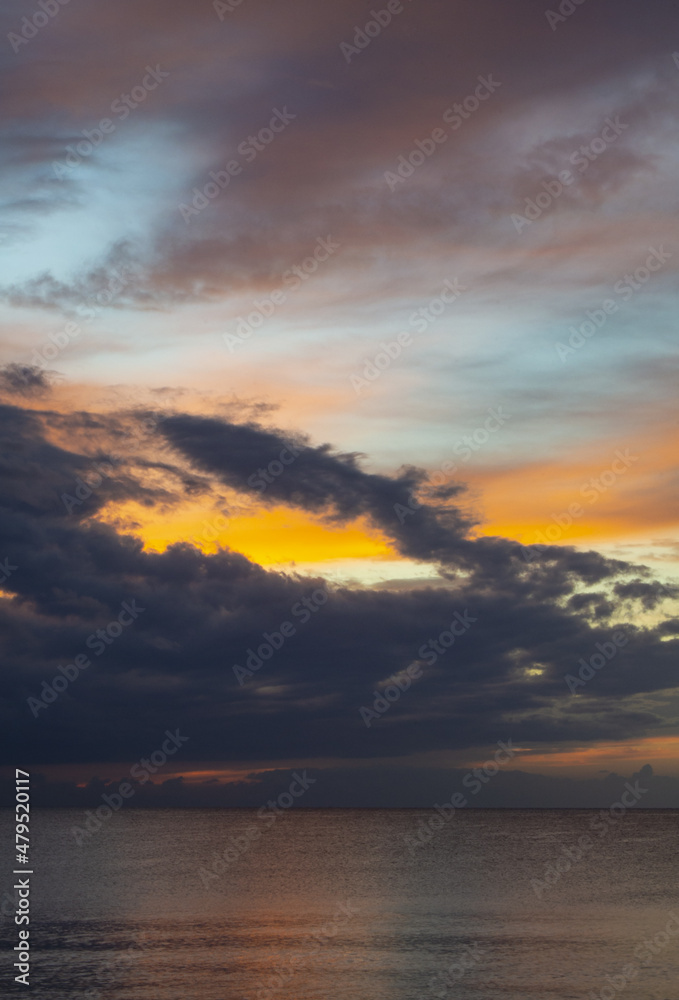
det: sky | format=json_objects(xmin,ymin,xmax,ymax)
[{"xmin": 0, "ymin": 0, "xmax": 678, "ymax": 807}]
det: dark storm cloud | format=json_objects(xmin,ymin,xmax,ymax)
[
  {"xmin": 0, "ymin": 362, "xmax": 53, "ymax": 396},
  {"xmin": 0, "ymin": 400, "xmax": 178, "ymax": 526},
  {"xmin": 160, "ymin": 412, "xmax": 472, "ymax": 562},
  {"xmin": 0, "ymin": 398, "xmax": 677, "ymax": 788}
]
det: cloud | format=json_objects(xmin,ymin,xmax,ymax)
[
  {"xmin": 159, "ymin": 412, "xmax": 473, "ymax": 562},
  {"xmin": 2, "ymin": 0, "xmax": 678, "ymax": 314},
  {"xmin": 3, "ymin": 761, "xmax": 677, "ymax": 809},
  {"xmin": 0, "ymin": 397, "xmax": 676, "ymax": 787},
  {"xmin": 0, "ymin": 363, "xmax": 53, "ymax": 397},
  {"xmin": 0, "ymin": 0, "xmax": 678, "ymax": 796}
]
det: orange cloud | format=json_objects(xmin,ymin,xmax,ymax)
[
  {"xmin": 22, "ymin": 762, "xmax": 267, "ymax": 785},
  {"xmin": 496, "ymin": 736, "xmax": 679, "ymax": 776}
]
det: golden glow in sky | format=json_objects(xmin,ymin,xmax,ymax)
[{"xmin": 96, "ymin": 500, "xmax": 394, "ymax": 566}]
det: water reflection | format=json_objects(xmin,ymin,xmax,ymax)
[{"xmin": 0, "ymin": 808, "xmax": 677, "ymax": 998}]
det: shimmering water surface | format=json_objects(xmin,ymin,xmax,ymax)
[{"xmin": 1, "ymin": 809, "xmax": 678, "ymax": 998}]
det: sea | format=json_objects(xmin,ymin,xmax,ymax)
[{"xmin": 1, "ymin": 808, "xmax": 678, "ymax": 999}]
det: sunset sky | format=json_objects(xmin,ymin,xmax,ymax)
[{"xmin": 1, "ymin": 0, "xmax": 678, "ymax": 806}]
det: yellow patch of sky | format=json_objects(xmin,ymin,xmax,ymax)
[{"xmin": 95, "ymin": 500, "xmax": 395, "ymax": 565}]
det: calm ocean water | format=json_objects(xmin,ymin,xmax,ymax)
[{"xmin": 1, "ymin": 809, "xmax": 678, "ymax": 999}]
